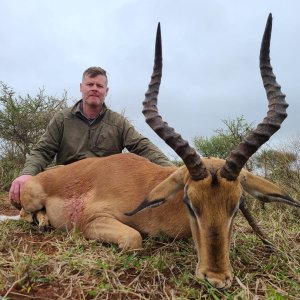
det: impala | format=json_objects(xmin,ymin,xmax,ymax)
[{"xmin": 17, "ymin": 14, "xmax": 299, "ymax": 289}]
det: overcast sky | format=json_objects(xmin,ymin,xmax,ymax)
[{"xmin": 0, "ymin": 0, "xmax": 299, "ymax": 158}]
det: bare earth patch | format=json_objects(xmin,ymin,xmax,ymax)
[
  {"xmin": 0, "ymin": 194, "xmax": 19, "ymax": 216},
  {"xmin": 0, "ymin": 194, "xmax": 299, "ymax": 299}
]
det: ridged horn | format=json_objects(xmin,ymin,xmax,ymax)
[
  {"xmin": 143, "ymin": 23, "xmax": 208, "ymax": 180},
  {"xmin": 220, "ymin": 14, "xmax": 288, "ymax": 180}
]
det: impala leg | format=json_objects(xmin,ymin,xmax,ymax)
[
  {"xmin": 20, "ymin": 208, "xmax": 34, "ymax": 223},
  {"xmin": 83, "ymin": 217, "xmax": 142, "ymax": 251},
  {"xmin": 35, "ymin": 210, "xmax": 50, "ymax": 231},
  {"xmin": 20, "ymin": 209, "xmax": 50, "ymax": 231}
]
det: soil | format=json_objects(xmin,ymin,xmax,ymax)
[
  {"xmin": 0, "ymin": 193, "xmax": 78, "ymax": 299},
  {"xmin": 0, "ymin": 193, "xmax": 19, "ymax": 216}
]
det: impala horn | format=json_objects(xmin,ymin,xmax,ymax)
[
  {"xmin": 221, "ymin": 14, "xmax": 288, "ymax": 181},
  {"xmin": 142, "ymin": 23, "xmax": 208, "ymax": 181}
]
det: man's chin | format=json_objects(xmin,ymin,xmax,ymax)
[
  {"xmin": 85, "ymin": 101, "xmax": 102, "ymax": 109},
  {"xmin": 87, "ymin": 103, "xmax": 101, "ymax": 109}
]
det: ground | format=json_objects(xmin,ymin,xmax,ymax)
[
  {"xmin": 0, "ymin": 193, "xmax": 299, "ymax": 299},
  {"xmin": 0, "ymin": 194, "xmax": 19, "ymax": 216}
]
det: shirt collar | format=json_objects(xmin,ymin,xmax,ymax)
[{"xmin": 73, "ymin": 100, "xmax": 107, "ymax": 124}]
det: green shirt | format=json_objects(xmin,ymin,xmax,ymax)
[{"xmin": 21, "ymin": 100, "xmax": 173, "ymax": 175}]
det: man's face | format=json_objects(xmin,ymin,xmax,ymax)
[{"xmin": 80, "ymin": 74, "xmax": 109, "ymax": 108}]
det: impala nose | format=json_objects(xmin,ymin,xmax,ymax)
[{"xmin": 196, "ymin": 269, "xmax": 233, "ymax": 289}]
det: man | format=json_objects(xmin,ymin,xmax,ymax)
[{"xmin": 9, "ymin": 66, "xmax": 173, "ymax": 205}]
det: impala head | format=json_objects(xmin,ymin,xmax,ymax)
[{"xmin": 127, "ymin": 14, "xmax": 300, "ymax": 289}]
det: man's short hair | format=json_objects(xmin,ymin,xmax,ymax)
[{"xmin": 82, "ymin": 67, "xmax": 108, "ymax": 83}]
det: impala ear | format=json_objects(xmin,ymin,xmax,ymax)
[
  {"xmin": 125, "ymin": 167, "xmax": 186, "ymax": 216},
  {"xmin": 240, "ymin": 170, "xmax": 300, "ymax": 207},
  {"xmin": 124, "ymin": 197, "xmax": 166, "ymax": 216}
]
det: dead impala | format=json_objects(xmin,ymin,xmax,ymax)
[{"xmin": 17, "ymin": 14, "xmax": 300, "ymax": 289}]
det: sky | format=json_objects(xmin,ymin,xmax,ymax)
[{"xmin": 0, "ymin": 0, "xmax": 299, "ymax": 158}]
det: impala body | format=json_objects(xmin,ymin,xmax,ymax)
[{"xmin": 17, "ymin": 14, "xmax": 300, "ymax": 289}]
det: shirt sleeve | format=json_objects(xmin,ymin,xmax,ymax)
[
  {"xmin": 20, "ymin": 114, "xmax": 63, "ymax": 176},
  {"xmin": 122, "ymin": 118, "xmax": 174, "ymax": 167}
]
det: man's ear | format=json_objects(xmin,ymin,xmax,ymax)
[
  {"xmin": 125, "ymin": 167, "xmax": 186, "ymax": 216},
  {"xmin": 240, "ymin": 170, "xmax": 300, "ymax": 207}
]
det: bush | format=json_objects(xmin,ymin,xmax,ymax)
[
  {"xmin": 255, "ymin": 138, "xmax": 300, "ymax": 199},
  {"xmin": 0, "ymin": 82, "xmax": 68, "ymax": 191},
  {"xmin": 194, "ymin": 116, "xmax": 255, "ymax": 170}
]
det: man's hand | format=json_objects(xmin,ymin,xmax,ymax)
[{"xmin": 9, "ymin": 175, "xmax": 33, "ymax": 208}]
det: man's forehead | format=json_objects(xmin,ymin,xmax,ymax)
[{"xmin": 83, "ymin": 74, "xmax": 107, "ymax": 84}]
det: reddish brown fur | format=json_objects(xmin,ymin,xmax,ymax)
[{"xmin": 20, "ymin": 153, "xmax": 296, "ymax": 289}]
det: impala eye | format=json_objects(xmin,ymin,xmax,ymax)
[
  {"xmin": 183, "ymin": 195, "xmax": 196, "ymax": 218},
  {"xmin": 239, "ymin": 196, "xmax": 246, "ymax": 207}
]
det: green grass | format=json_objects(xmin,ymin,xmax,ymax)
[{"xmin": 0, "ymin": 197, "xmax": 299, "ymax": 299}]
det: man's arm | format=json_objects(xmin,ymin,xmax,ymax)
[{"xmin": 9, "ymin": 114, "xmax": 62, "ymax": 204}]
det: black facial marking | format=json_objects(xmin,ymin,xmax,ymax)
[
  {"xmin": 208, "ymin": 226, "xmax": 220, "ymax": 239},
  {"xmin": 184, "ymin": 202, "xmax": 196, "ymax": 218},
  {"xmin": 210, "ymin": 169, "xmax": 219, "ymax": 188},
  {"xmin": 207, "ymin": 226, "xmax": 222, "ymax": 264},
  {"xmin": 183, "ymin": 195, "xmax": 196, "ymax": 218}
]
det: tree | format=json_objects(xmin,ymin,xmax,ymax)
[
  {"xmin": 194, "ymin": 116, "xmax": 254, "ymax": 170},
  {"xmin": 0, "ymin": 82, "xmax": 68, "ymax": 190},
  {"xmin": 193, "ymin": 116, "xmax": 300, "ymax": 207},
  {"xmin": 255, "ymin": 149, "xmax": 297, "ymax": 178},
  {"xmin": 255, "ymin": 147, "xmax": 300, "ymax": 198}
]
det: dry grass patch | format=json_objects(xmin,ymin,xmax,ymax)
[{"xmin": 0, "ymin": 194, "xmax": 299, "ymax": 299}]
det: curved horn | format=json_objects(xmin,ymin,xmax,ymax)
[
  {"xmin": 221, "ymin": 14, "xmax": 288, "ymax": 180},
  {"xmin": 143, "ymin": 23, "xmax": 208, "ymax": 180}
]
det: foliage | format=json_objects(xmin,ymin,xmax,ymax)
[
  {"xmin": 194, "ymin": 134, "xmax": 233, "ymax": 159},
  {"xmin": 194, "ymin": 116, "xmax": 254, "ymax": 169},
  {"xmin": 255, "ymin": 139, "xmax": 300, "ymax": 198},
  {"xmin": 194, "ymin": 116, "xmax": 253, "ymax": 159},
  {"xmin": 193, "ymin": 115, "xmax": 300, "ymax": 199},
  {"xmin": 0, "ymin": 146, "xmax": 22, "ymax": 193},
  {"xmin": 255, "ymin": 149, "xmax": 297, "ymax": 178},
  {"xmin": 0, "ymin": 82, "xmax": 68, "ymax": 190}
]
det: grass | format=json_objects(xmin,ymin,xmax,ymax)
[{"xmin": 0, "ymin": 194, "xmax": 299, "ymax": 299}]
